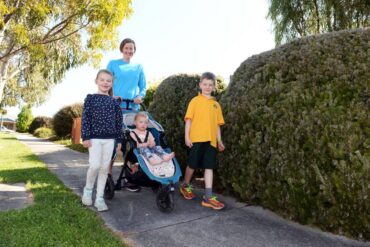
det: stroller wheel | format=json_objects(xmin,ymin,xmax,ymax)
[
  {"xmin": 104, "ymin": 174, "xmax": 115, "ymax": 200},
  {"xmin": 156, "ymin": 188, "xmax": 174, "ymax": 213}
]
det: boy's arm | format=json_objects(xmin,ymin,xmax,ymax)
[
  {"xmin": 217, "ymin": 125, "xmax": 225, "ymax": 152},
  {"xmin": 185, "ymin": 119, "xmax": 193, "ymax": 148}
]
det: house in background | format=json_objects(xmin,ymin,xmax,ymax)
[{"xmin": 1, "ymin": 116, "xmax": 16, "ymax": 131}]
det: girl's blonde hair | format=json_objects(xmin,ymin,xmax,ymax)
[
  {"xmin": 96, "ymin": 69, "xmax": 114, "ymax": 96},
  {"xmin": 134, "ymin": 112, "xmax": 149, "ymax": 121}
]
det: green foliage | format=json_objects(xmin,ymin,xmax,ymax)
[
  {"xmin": 143, "ymin": 81, "xmax": 160, "ymax": 108},
  {"xmin": 219, "ymin": 28, "xmax": 370, "ymax": 240},
  {"xmin": 52, "ymin": 103, "xmax": 83, "ymax": 138},
  {"xmin": 268, "ymin": 0, "xmax": 370, "ymax": 45},
  {"xmin": 28, "ymin": 115, "xmax": 52, "ymax": 134},
  {"xmin": 16, "ymin": 105, "xmax": 33, "ymax": 132},
  {"xmin": 149, "ymin": 74, "xmax": 226, "ymax": 170},
  {"xmin": 34, "ymin": 127, "xmax": 53, "ymax": 138},
  {"xmin": 0, "ymin": 0, "xmax": 133, "ymax": 106}
]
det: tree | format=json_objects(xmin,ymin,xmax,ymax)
[
  {"xmin": 267, "ymin": 0, "xmax": 370, "ymax": 45},
  {"xmin": 0, "ymin": 0, "xmax": 133, "ymax": 106},
  {"xmin": 16, "ymin": 105, "xmax": 33, "ymax": 132}
]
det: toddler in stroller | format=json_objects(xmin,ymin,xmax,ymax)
[
  {"xmin": 105, "ymin": 99, "xmax": 182, "ymax": 212},
  {"xmin": 130, "ymin": 112, "xmax": 175, "ymax": 165}
]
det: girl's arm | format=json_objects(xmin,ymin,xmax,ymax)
[
  {"xmin": 217, "ymin": 125, "xmax": 225, "ymax": 152},
  {"xmin": 81, "ymin": 95, "xmax": 92, "ymax": 147},
  {"xmin": 185, "ymin": 119, "xmax": 193, "ymax": 148}
]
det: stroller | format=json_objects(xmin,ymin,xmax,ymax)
[{"xmin": 104, "ymin": 99, "xmax": 182, "ymax": 212}]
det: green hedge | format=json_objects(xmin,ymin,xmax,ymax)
[
  {"xmin": 34, "ymin": 127, "xmax": 53, "ymax": 138},
  {"xmin": 148, "ymin": 74, "xmax": 225, "ymax": 169},
  {"xmin": 219, "ymin": 28, "xmax": 369, "ymax": 240},
  {"xmin": 28, "ymin": 116, "xmax": 52, "ymax": 134},
  {"xmin": 52, "ymin": 103, "xmax": 83, "ymax": 138}
]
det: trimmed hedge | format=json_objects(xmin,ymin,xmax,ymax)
[
  {"xmin": 34, "ymin": 127, "xmax": 53, "ymax": 138},
  {"xmin": 28, "ymin": 116, "xmax": 52, "ymax": 134},
  {"xmin": 148, "ymin": 74, "xmax": 225, "ymax": 169},
  {"xmin": 219, "ymin": 28, "xmax": 369, "ymax": 240},
  {"xmin": 52, "ymin": 103, "xmax": 83, "ymax": 138}
]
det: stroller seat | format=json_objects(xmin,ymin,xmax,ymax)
[{"xmin": 139, "ymin": 156, "xmax": 175, "ymax": 178}]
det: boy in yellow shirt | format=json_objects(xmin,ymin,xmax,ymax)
[{"xmin": 180, "ymin": 72, "xmax": 225, "ymax": 210}]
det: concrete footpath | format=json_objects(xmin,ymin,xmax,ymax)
[{"xmin": 14, "ymin": 133, "xmax": 368, "ymax": 247}]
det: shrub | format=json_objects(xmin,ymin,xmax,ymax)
[
  {"xmin": 148, "ymin": 74, "xmax": 225, "ymax": 170},
  {"xmin": 28, "ymin": 116, "xmax": 52, "ymax": 134},
  {"xmin": 34, "ymin": 127, "xmax": 53, "ymax": 138},
  {"xmin": 143, "ymin": 82, "xmax": 160, "ymax": 109},
  {"xmin": 16, "ymin": 105, "xmax": 33, "ymax": 132},
  {"xmin": 52, "ymin": 103, "xmax": 83, "ymax": 138},
  {"xmin": 219, "ymin": 28, "xmax": 369, "ymax": 240}
]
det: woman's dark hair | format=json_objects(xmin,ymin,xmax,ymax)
[
  {"xmin": 119, "ymin": 38, "xmax": 136, "ymax": 52},
  {"xmin": 200, "ymin": 72, "xmax": 216, "ymax": 84}
]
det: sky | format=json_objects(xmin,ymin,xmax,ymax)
[{"xmin": 6, "ymin": 0, "xmax": 275, "ymax": 118}]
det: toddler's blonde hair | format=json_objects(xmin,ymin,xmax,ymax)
[{"xmin": 134, "ymin": 112, "xmax": 149, "ymax": 121}]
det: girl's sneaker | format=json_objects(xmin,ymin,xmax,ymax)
[
  {"xmin": 201, "ymin": 196, "xmax": 225, "ymax": 210},
  {"xmin": 180, "ymin": 184, "xmax": 196, "ymax": 200},
  {"xmin": 82, "ymin": 187, "xmax": 93, "ymax": 206},
  {"xmin": 94, "ymin": 197, "xmax": 108, "ymax": 212}
]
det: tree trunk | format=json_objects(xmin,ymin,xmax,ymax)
[{"xmin": 0, "ymin": 61, "xmax": 9, "ymax": 104}]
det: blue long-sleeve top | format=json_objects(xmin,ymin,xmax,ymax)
[
  {"xmin": 107, "ymin": 59, "xmax": 147, "ymax": 109},
  {"xmin": 81, "ymin": 94, "xmax": 123, "ymax": 143}
]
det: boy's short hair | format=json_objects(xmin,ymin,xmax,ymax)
[
  {"xmin": 134, "ymin": 111, "xmax": 149, "ymax": 121},
  {"xmin": 200, "ymin": 72, "xmax": 216, "ymax": 84}
]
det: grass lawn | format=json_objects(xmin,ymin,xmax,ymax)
[
  {"xmin": 53, "ymin": 138, "xmax": 88, "ymax": 153},
  {"xmin": 0, "ymin": 133, "xmax": 125, "ymax": 247}
]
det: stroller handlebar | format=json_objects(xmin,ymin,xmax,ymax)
[{"xmin": 116, "ymin": 97, "xmax": 146, "ymax": 111}]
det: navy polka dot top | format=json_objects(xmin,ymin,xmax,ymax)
[{"xmin": 81, "ymin": 94, "xmax": 123, "ymax": 143}]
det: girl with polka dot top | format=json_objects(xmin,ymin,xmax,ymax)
[{"xmin": 81, "ymin": 69, "xmax": 123, "ymax": 212}]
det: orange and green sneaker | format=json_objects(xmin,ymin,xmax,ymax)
[
  {"xmin": 201, "ymin": 196, "xmax": 225, "ymax": 210},
  {"xmin": 180, "ymin": 184, "xmax": 196, "ymax": 200}
]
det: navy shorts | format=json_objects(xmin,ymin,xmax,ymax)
[{"xmin": 188, "ymin": 142, "xmax": 217, "ymax": 169}]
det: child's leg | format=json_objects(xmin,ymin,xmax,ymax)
[
  {"xmin": 82, "ymin": 139, "xmax": 102, "ymax": 206},
  {"xmin": 85, "ymin": 139, "xmax": 102, "ymax": 190},
  {"xmin": 204, "ymin": 169, "xmax": 213, "ymax": 200},
  {"xmin": 95, "ymin": 139, "xmax": 115, "ymax": 199},
  {"xmin": 94, "ymin": 139, "xmax": 114, "ymax": 211},
  {"xmin": 184, "ymin": 166, "xmax": 195, "ymax": 184},
  {"xmin": 139, "ymin": 147, "xmax": 161, "ymax": 165},
  {"xmin": 153, "ymin": 146, "xmax": 174, "ymax": 161}
]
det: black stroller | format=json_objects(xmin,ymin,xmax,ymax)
[{"xmin": 104, "ymin": 99, "xmax": 182, "ymax": 212}]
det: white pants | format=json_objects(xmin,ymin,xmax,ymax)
[{"xmin": 85, "ymin": 139, "xmax": 115, "ymax": 198}]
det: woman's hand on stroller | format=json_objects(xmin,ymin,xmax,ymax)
[
  {"xmin": 83, "ymin": 140, "xmax": 91, "ymax": 148},
  {"xmin": 133, "ymin": 96, "xmax": 143, "ymax": 104}
]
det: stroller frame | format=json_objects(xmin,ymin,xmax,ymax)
[{"xmin": 104, "ymin": 99, "xmax": 182, "ymax": 212}]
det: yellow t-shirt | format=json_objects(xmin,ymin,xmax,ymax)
[{"xmin": 184, "ymin": 94, "xmax": 225, "ymax": 147}]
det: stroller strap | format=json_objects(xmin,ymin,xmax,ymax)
[{"xmin": 131, "ymin": 130, "xmax": 149, "ymax": 144}]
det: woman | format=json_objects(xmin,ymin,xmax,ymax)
[{"xmin": 107, "ymin": 38, "xmax": 147, "ymax": 109}]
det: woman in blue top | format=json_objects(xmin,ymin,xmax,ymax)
[{"xmin": 107, "ymin": 38, "xmax": 147, "ymax": 110}]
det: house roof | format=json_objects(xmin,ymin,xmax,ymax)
[{"xmin": 1, "ymin": 117, "xmax": 15, "ymax": 123}]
